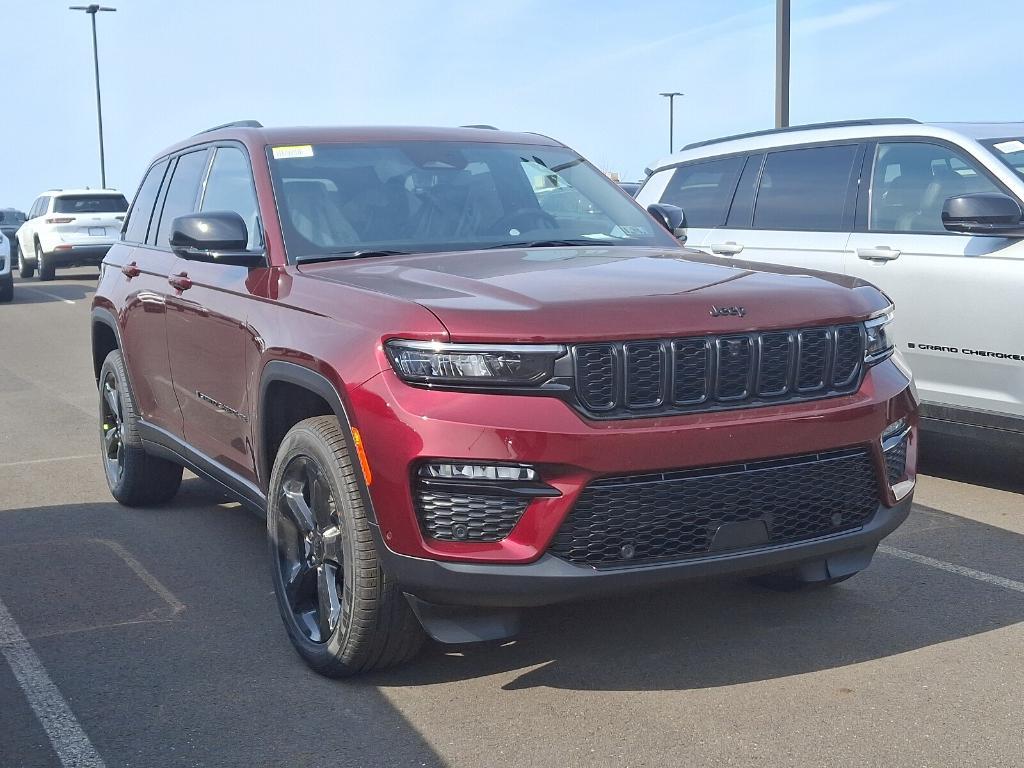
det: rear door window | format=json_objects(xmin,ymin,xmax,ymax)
[
  {"xmin": 659, "ymin": 156, "xmax": 744, "ymax": 228},
  {"xmin": 124, "ymin": 159, "xmax": 169, "ymax": 243},
  {"xmin": 153, "ymin": 150, "xmax": 209, "ymax": 249},
  {"xmin": 753, "ymin": 145, "xmax": 858, "ymax": 230}
]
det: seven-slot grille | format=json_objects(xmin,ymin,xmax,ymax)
[
  {"xmin": 572, "ymin": 324, "xmax": 864, "ymax": 417},
  {"xmin": 549, "ymin": 448, "xmax": 880, "ymax": 568}
]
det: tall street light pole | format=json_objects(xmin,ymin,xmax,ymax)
[
  {"xmin": 70, "ymin": 4, "xmax": 116, "ymax": 188},
  {"xmin": 775, "ymin": 0, "xmax": 790, "ymax": 128},
  {"xmin": 659, "ymin": 92, "xmax": 684, "ymax": 153}
]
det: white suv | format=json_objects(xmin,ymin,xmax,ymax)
[
  {"xmin": 638, "ymin": 119, "xmax": 1024, "ymax": 449},
  {"xmin": 16, "ymin": 189, "xmax": 128, "ymax": 281}
]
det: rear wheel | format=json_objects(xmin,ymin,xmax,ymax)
[
  {"xmin": 0, "ymin": 272, "xmax": 12, "ymax": 303},
  {"xmin": 99, "ymin": 349, "xmax": 183, "ymax": 506},
  {"xmin": 18, "ymin": 248, "xmax": 34, "ymax": 278},
  {"xmin": 268, "ymin": 416, "xmax": 424, "ymax": 677},
  {"xmin": 36, "ymin": 241, "xmax": 54, "ymax": 282}
]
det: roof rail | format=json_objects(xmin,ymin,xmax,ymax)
[
  {"xmin": 681, "ymin": 118, "xmax": 920, "ymax": 151},
  {"xmin": 193, "ymin": 119, "xmax": 264, "ymax": 136},
  {"xmin": 460, "ymin": 124, "xmax": 498, "ymax": 130}
]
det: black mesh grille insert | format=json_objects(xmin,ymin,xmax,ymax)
[
  {"xmin": 549, "ymin": 448, "xmax": 880, "ymax": 567},
  {"xmin": 415, "ymin": 489, "xmax": 527, "ymax": 542},
  {"xmin": 624, "ymin": 342, "xmax": 664, "ymax": 407},
  {"xmin": 571, "ymin": 324, "xmax": 864, "ymax": 418},
  {"xmin": 884, "ymin": 436, "xmax": 909, "ymax": 485}
]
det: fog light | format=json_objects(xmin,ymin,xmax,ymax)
[
  {"xmin": 419, "ymin": 462, "xmax": 537, "ymax": 481},
  {"xmin": 882, "ymin": 417, "xmax": 908, "ymax": 441}
]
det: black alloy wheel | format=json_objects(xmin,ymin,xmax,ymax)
[
  {"xmin": 275, "ymin": 455, "xmax": 347, "ymax": 643},
  {"xmin": 100, "ymin": 369, "xmax": 125, "ymax": 486}
]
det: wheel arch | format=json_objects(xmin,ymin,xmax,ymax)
[
  {"xmin": 257, "ymin": 361, "xmax": 377, "ymax": 524},
  {"xmin": 91, "ymin": 307, "xmax": 124, "ymax": 384}
]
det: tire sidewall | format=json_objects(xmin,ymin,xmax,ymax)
[
  {"xmin": 267, "ymin": 424, "xmax": 360, "ymax": 669},
  {"xmin": 98, "ymin": 351, "xmax": 143, "ymax": 498}
]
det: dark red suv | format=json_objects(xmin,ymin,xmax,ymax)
[{"xmin": 92, "ymin": 122, "xmax": 918, "ymax": 676}]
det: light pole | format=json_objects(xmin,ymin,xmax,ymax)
[
  {"xmin": 775, "ymin": 0, "xmax": 790, "ymax": 128},
  {"xmin": 659, "ymin": 92, "xmax": 684, "ymax": 153},
  {"xmin": 69, "ymin": 4, "xmax": 116, "ymax": 188}
]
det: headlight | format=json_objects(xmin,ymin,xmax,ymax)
[
  {"xmin": 864, "ymin": 309, "xmax": 894, "ymax": 364},
  {"xmin": 385, "ymin": 340, "xmax": 566, "ymax": 386}
]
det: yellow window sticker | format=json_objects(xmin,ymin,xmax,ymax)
[{"xmin": 272, "ymin": 145, "xmax": 314, "ymax": 160}]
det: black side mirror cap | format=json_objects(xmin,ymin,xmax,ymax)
[
  {"xmin": 647, "ymin": 203, "xmax": 688, "ymax": 242},
  {"xmin": 942, "ymin": 192, "xmax": 1024, "ymax": 237},
  {"xmin": 169, "ymin": 211, "xmax": 266, "ymax": 267}
]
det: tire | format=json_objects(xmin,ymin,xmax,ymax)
[
  {"xmin": 36, "ymin": 241, "xmax": 55, "ymax": 282},
  {"xmin": 98, "ymin": 349, "xmax": 183, "ymax": 506},
  {"xmin": 0, "ymin": 273, "xmax": 11, "ymax": 303},
  {"xmin": 748, "ymin": 570, "xmax": 857, "ymax": 592},
  {"xmin": 18, "ymin": 247, "xmax": 34, "ymax": 278},
  {"xmin": 268, "ymin": 416, "xmax": 424, "ymax": 677}
]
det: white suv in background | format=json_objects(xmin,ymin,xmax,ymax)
[
  {"xmin": 638, "ymin": 119, "xmax": 1024, "ymax": 449},
  {"xmin": 16, "ymin": 188, "xmax": 128, "ymax": 281}
]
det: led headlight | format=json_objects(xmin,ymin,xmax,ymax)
[
  {"xmin": 864, "ymin": 309, "xmax": 895, "ymax": 364},
  {"xmin": 386, "ymin": 340, "xmax": 565, "ymax": 386}
]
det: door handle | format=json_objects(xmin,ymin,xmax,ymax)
[
  {"xmin": 710, "ymin": 242, "xmax": 744, "ymax": 255},
  {"xmin": 121, "ymin": 262, "xmax": 140, "ymax": 278},
  {"xmin": 168, "ymin": 272, "xmax": 193, "ymax": 292},
  {"xmin": 856, "ymin": 246, "xmax": 901, "ymax": 261}
]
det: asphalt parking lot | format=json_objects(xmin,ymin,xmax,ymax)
[{"xmin": 0, "ymin": 271, "xmax": 1021, "ymax": 768}]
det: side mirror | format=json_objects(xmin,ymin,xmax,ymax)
[
  {"xmin": 647, "ymin": 203, "xmax": 688, "ymax": 242},
  {"xmin": 169, "ymin": 211, "xmax": 266, "ymax": 266},
  {"xmin": 942, "ymin": 192, "xmax": 1024, "ymax": 237}
]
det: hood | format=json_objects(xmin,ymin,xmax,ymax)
[{"xmin": 299, "ymin": 246, "xmax": 889, "ymax": 342}]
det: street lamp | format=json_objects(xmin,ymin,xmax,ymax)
[
  {"xmin": 659, "ymin": 92, "xmax": 684, "ymax": 153},
  {"xmin": 69, "ymin": 4, "xmax": 116, "ymax": 188}
]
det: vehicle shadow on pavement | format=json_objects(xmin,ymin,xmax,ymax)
[
  {"xmin": 0, "ymin": 479, "xmax": 445, "ymax": 768},
  {"xmin": 372, "ymin": 506, "xmax": 1024, "ymax": 692},
  {"xmin": 8, "ymin": 276, "xmax": 96, "ymax": 304}
]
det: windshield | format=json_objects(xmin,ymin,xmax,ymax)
[
  {"xmin": 53, "ymin": 194, "xmax": 129, "ymax": 214},
  {"xmin": 267, "ymin": 141, "xmax": 676, "ymax": 261},
  {"xmin": 982, "ymin": 138, "xmax": 1024, "ymax": 181}
]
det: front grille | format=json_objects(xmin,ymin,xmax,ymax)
[
  {"xmin": 571, "ymin": 324, "xmax": 864, "ymax": 417},
  {"xmin": 549, "ymin": 448, "xmax": 880, "ymax": 567},
  {"xmin": 415, "ymin": 488, "xmax": 527, "ymax": 542},
  {"xmin": 884, "ymin": 435, "xmax": 909, "ymax": 484}
]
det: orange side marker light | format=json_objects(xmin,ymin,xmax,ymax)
[{"xmin": 351, "ymin": 427, "xmax": 372, "ymax": 486}]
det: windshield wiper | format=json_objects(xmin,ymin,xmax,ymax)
[
  {"xmin": 295, "ymin": 250, "xmax": 410, "ymax": 265},
  {"xmin": 483, "ymin": 239, "xmax": 623, "ymax": 250}
]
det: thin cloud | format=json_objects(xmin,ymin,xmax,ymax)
[{"xmin": 794, "ymin": 2, "xmax": 896, "ymax": 36}]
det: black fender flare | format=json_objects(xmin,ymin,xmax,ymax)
[
  {"xmin": 257, "ymin": 361, "xmax": 378, "ymax": 525},
  {"xmin": 91, "ymin": 306, "xmax": 135, "ymax": 393}
]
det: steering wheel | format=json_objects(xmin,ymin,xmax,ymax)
[{"xmin": 490, "ymin": 208, "xmax": 557, "ymax": 236}]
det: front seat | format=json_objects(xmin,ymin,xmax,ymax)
[{"xmin": 284, "ymin": 181, "xmax": 359, "ymax": 249}]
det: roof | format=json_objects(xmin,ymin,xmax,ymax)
[
  {"xmin": 43, "ymin": 188, "xmax": 125, "ymax": 197},
  {"xmin": 649, "ymin": 119, "xmax": 1024, "ymax": 172},
  {"xmin": 157, "ymin": 124, "xmax": 565, "ymax": 159}
]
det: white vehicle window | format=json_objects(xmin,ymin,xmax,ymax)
[{"xmin": 869, "ymin": 142, "xmax": 1002, "ymax": 234}]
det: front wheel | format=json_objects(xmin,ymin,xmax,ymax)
[
  {"xmin": 0, "ymin": 273, "xmax": 11, "ymax": 303},
  {"xmin": 99, "ymin": 349, "xmax": 183, "ymax": 506},
  {"xmin": 18, "ymin": 248, "xmax": 34, "ymax": 278},
  {"xmin": 268, "ymin": 416, "xmax": 424, "ymax": 676}
]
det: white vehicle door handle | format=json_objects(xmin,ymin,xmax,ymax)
[
  {"xmin": 856, "ymin": 246, "xmax": 901, "ymax": 261},
  {"xmin": 710, "ymin": 242, "xmax": 744, "ymax": 255}
]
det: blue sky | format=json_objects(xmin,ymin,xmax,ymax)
[{"xmin": 2, "ymin": 0, "xmax": 1021, "ymax": 207}]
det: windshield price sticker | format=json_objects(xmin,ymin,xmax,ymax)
[
  {"xmin": 272, "ymin": 145, "xmax": 315, "ymax": 160},
  {"xmin": 993, "ymin": 140, "xmax": 1024, "ymax": 154}
]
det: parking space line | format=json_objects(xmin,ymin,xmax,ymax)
[
  {"xmin": 94, "ymin": 539, "xmax": 186, "ymax": 617},
  {"xmin": 879, "ymin": 545, "xmax": 1024, "ymax": 594},
  {"xmin": 0, "ymin": 595, "xmax": 106, "ymax": 768},
  {"xmin": 0, "ymin": 455, "xmax": 94, "ymax": 469},
  {"xmin": 18, "ymin": 285, "xmax": 76, "ymax": 305}
]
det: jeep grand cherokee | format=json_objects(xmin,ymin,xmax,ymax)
[{"xmin": 92, "ymin": 122, "xmax": 918, "ymax": 676}]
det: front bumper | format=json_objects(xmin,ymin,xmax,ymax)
[
  {"xmin": 350, "ymin": 355, "xmax": 918, "ymax": 567},
  {"xmin": 374, "ymin": 493, "xmax": 912, "ymax": 608}
]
